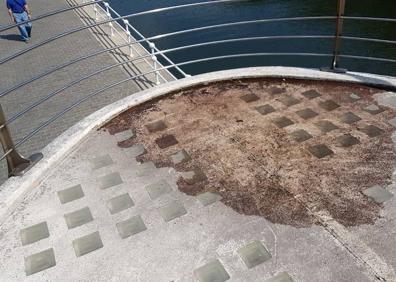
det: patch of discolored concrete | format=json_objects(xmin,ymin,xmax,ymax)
[{"xmin": 104, "ymin": 78, "xmax": 396, "ymax": 227}]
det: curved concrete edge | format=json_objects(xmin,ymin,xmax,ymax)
[{"xmin": 1, "ymin": 66, "xmax": 396, "ymax": 224}]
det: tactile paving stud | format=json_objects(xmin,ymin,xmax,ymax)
[
  {"xmin": 318, "ymin": 100, "xmax": 340, "ymax": 111},
  {"xmin": 278, "ymin": 95, "xmax": 300, "ymax": 107},
  {"xmin": 20, "ymin": 222, "xmax": 50, "ymax": 246},
  {"xmin": 99, "ymin": 172, "xmax": 123, "ymax": 190},
  {"xmin": 296, "ymin": 108, "xmax": 318, "ymax": 120},
  {"xmin": 301, "ymin": 89, "xmax": 321, "ymax": 99},
  {"xmin": 363, "ymin": 186, "xmax": 393, "ymax": 204},
  {"xmin": 24, "ymin": 248, "xmax": 56, "ymax": 276},
  {"xmin": 64, "ymin": 207, "xmax": 94, "ymax": 229},
  {"xmin": 159, "ymin": 200, "xmax": 187, "ymax": 222},
  {"xmin": 155, "ymin": 134, "xmax": 178, "ymax": 149},
  {"xmin": 315, "ymin": 120, "xmax": 339, "ymax": 133},
  {"xmin": 340, "ymin": 112, "xmax": 361, "ymax": 124},
  {"xmin": 145, "ymin": 180, "xmax": 173, "ymax": 200},
  {"xmin": 197, "ymin": 192, "xmax": 222, "ymax": 206},
  {"xmin": 265, "ymin": 272, "xmax": 294, "ymax": 282},
  {"xmin": 145, "ymin": 120, "xmax": 167, "ymax": 133},
  {"xmin": 57, "ymin": 185, "xmax": 84, "ymax": 204},
  {"xmin": 308, "ymin": 144, "xmax": 334, "ymax": 159},
  {"xmin": 194, "ymin": 259, "xmax": 230, "ymax": 282},
  {"xmin": 363, "ymin": 104, "xmax": 384, "ymax": 115},
  {"xmin": 107, "ymin": 193, "xmax": 134, "ymax": 215},
  {"xmin": 336, "ymin": 134, "xmax": 360, "ymax": 148},
  {"xmin": 72, "ymin": 231, "xmax": 103, "ymax": 257},
  {"xmin": 256, "ymin": 104, "xmax": 276, "ymax": 115},
  {"xmin": 237, "ymin": 240, "xmax": 272, "ymax": 269},
  {"xmin": 359, "ymin": 125, "xmax": 384, "ymax": 138},
  {"xmin": 90, "ymin": 155, "xmax": 113, "ymax": 170},
  {"xmin": 240, "ymin": 93, "xmax": 260, "ymax": 103},
  {"xmin": 291, "ymin": 129, "xmax": 312, "ymax": 143},
  {"xmin": 272, "ymin": 117, "xmax": 294, "ymax": 128},
  {"xmin": 116, "ymin": 215, "xmax": 147, "ymax": 239}
]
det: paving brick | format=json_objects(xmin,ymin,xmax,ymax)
[
  {"xmin": 194, "ymin": 259, "xmax": 230, "ymax": 282},
  {"xmin": 99, "ymin": 172, "xmax": 123, "ymax": 190},
  {"xmin": 359, "ymin": 125, "xmax": 384, "ymax": 138},
  {"xmin": 64, "ymin": 207, "xmax": 94, "ymax": 229},
  {"xmin": 124, "ymin": 144, "xmax": 146, "ymax": 157},
  {"xmin": 197, "ymin": 192, "xmax": 222, "ymax": 206},
  {"xmin": 24, "ymin": 248, "xmax": 56, "ymax": 276},
  {"xmin": 145, "ymin": 180, "xmax": 173, "ymax": 200},
  {"xmin": 240, "ymin": 93, "xmax": 260, "ymax": 103},
  {"xmin": 363, "ymin": 186, "xmax": 393, "ymax": 204},
  {"xmin": 256, "ymin": 104, "xmax": 276, "ymax": 115},
  {"xmin": 291, "ymin": 129, "xmax": 312, "ymax": 143},
  {"xmin": 57, "ymin": 184, "xmax": 84, "ymax": 204},
  {"xmin": 116, "ymin": 215, "xmax": 147, "ymax": 239},
  {"xmin": 315, "ymin": 120, "xmax": 339, "ymax": 133},
  {"xmin": 265, "ymin": 272, "xmax": 294, "ymax": 282},
  {"xmin": 72, "ymin": 231, "xmax": 104, "ymax": 257},
  {"xmin": 145, "ymin": 120, "xmax": 167, "ymax": 133},
  {"xmin": 159, "ymin": 200, "xmax": 187, "ymax": 222},
  {"xmin": 237, "ymin": 240, "xmax": 272, "ymax": 269},
  {"xmin": 136, "ymin": 162, "xmax": 157, "ymax": 177},
  {"xmin": 114, "ymin": 129, "xmax": 135, "ymax": 142},
  {"xmin": 308, "ymin": 144, "xmax": 334, "ymax": 158},
  {"xmin": 107, "ymin": 193, "xmax": 134, "ymax": 214},
  {"xmin": 318, "ymin": 100, "xmax": 340, "ymax": 111},
  {"xmin": 170, "ymin": 149, "xmax": 191, "ymax": 164},
  {"xmin": 182, "ymin": 168, "xmax": 208, "ymax": 184},
  {"xmin": 278, "ymin": 95, "xmax": 300, "ymax": 107},
  {"xmin": 340, "ymin": 112, "xmax": 361, "ymax": 124},
  {"xmin": 296, "ymin": 108, "xmax": 318, "ymax": 120},
  {"xmin": 20, "ymin": 222, "xmax": 50, "ymax": 246},
  {"xmin": 90, "ymin": 155, "xmax": 113, "ymax": 170},
  {"xmin": 272, "ymin": 117, "xmax": 294, "ymax": 128},
  {"xmin": 336, "ymin": 134, "xmax": 360, "ymax": 148},
  {"xmin": 268, "ymin": 87, "xmax": 285, "ymax": 95},
  {"xmin": 363, "ymin": 104, "xmax": 384, "ymax": 115},
  {"xmin": 301, "ymin": 89, "xmax": 321, "ymax": 99},
  {"xmin": 155, "ymin": 134, "xmax": 178, "ymax": 149}
]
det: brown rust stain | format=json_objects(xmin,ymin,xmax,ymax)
[{"xmin": 104, "ymin": 78, "xmax": 396, "ymax": 227}]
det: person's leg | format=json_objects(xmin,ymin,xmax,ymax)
[
  {"xmin": 22, "ymin": 12, "xmax": 32, "ymax": 38},
  {"xmin": 13, "ymin": 13, "xmax": 29, "ymax": 41}
]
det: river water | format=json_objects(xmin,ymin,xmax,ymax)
[{"xmin": 107, "ymin": 0, "xmax": 396, "ymax": 77}]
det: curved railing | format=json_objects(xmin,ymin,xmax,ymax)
[{"xmin": 0, "ymin": 0, "xmax": 395, "ymax": 177}]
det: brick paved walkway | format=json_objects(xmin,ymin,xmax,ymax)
[{"xmin": 0, "ymin": 0, "xmax": 172, "ymax": 181}]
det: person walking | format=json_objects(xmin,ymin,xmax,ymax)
[{"xmin": 6, "ymin": 0, "xmax": 32, "ymax": 42}]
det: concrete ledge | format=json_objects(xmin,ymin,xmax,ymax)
[{"xmin": 1, "ymin": 66, "xmax": 396, "ymax": 224}]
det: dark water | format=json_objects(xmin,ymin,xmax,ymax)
[{"xmin": 107, "ymin": 0, "xmax": 396, "ymax": 77}]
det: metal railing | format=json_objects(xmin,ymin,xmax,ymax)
[{"xmin": 0, "ymin": 0, "xmax": 395, "ymax": 177}]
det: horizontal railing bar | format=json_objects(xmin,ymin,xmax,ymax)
[
  {"xmin": 0, "ymin": 149, "xmax": 13, "ymax": 162},
  {"xmin": 0, "ymin": 0, "xmax": 104, "ymax": 32},
  {"xmin": 339, "ymin": 54, "xmax": 396, "ymax": 64},
  {"xmin": 0, "ymin": 0, "xmax": 243, "ymax": 65},
  {"xmin": 0, "ymin": 19, "xmax": 337, "ymax": 97},
  {"xmin": 342, "ymin": 16, "xmax": 396, "ymax": 23},
  {"xmin": 14, "ymin": 52, "xmax": 336, "ymax": 149},
  {"xmin": 6, "ymin": 35, "xmax": 336, "ymax": 124},
  {"xmin": 340, "ymin": 36, "xmax": 396, "ymax": 45}
]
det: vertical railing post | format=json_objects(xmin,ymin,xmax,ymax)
[
  {"xmin": 104, "ymin": 2, "xmax": 114, "ymax": 36},
  {"xmin": 0, "ymin": 104, "xmax": 42, "ymax": 177},
  {"xmin": 123, "ymin": 19, "xmax": 133, "ymax": 57},
  {"xmin": 149, "ymin": 42, "xmax": 160, "ymax": 85},
  {"xmin": 92, "ymin": 0, "xmax": 98, "ymax": 21}
]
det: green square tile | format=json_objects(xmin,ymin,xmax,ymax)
[
  {"xmin": 194, "ymin": 259, "xmax": 230, "ymax": 282},
  {"xmin": 24, "ymin": 248, "xmax": 56, "ymax": 276},
  {"xmin": 90, "ymin": 155, "xmax": 113, "ymax": 170},
  {"xmin": 363, "ymin": 104, "xmax": 384, "ymax": 115},
  {"xmin": 114, "ymin": 129, "xmax": 135, "ymax": 142},
  {"xmin": 359, "ymin": 125, "xmax": 384, "ymax": 138},
  {"xmin": 124, "ymin": 144, "xmax": 146, "ymax": 157},
  {"xmin": 278, "ymin": 95, "xmax": 300, "ymax": 107},
  {"xmin": 301, "ymin": 90, "xmax": 321, "ymax": 99},
  {"xmin": 340, "ymin": 112, "xmax": 361, "ymax": 124},
  {"xmin": 20, "ymin": 222, "xmax": 50, "ymax": 246},
  {"xmin": 197, "ymin": 192, "xmax": 222, "ymax": 206},
  {"xmin": 265, "ymin": 272, "xmax": 294, "ymax": 282},
  {"xmin": 145, "ymin": 120, "xmax": 167, "ymax": 133},
  {"xmin": 64, "ymin": 207, "xmax": 93, "ymax": 229},
  {"xmin": 107, "ymin": 193, "xmax": 134, "ymax": 214},
  {"xmin": 336, "ymin": 134, "xmax": 360, "ymax": 148},
  {"xmin": 145, "ymin": 180, "xmax": 173, "ymax": 200},
  {"xmin": 159, "ymin": 200, "xmax": 187, "ymax": 222},
  {"xmin": 363, "ymin": 186, "xmax": 393, "ymax": 204},
  {"xmin": 256, "ymin": 104, "xmax": 276, "ymax": 115},
  {"xmin": 237, "ymin": 240, "xmax": 272, "ymax": 269},
  {"xmin": 116, "ymin": 215, "xmax": 147, "ymax": 239},
  {"xmin": 57, "ymin": 185, "xmax": 84, "ymax": 204},
  {"xmin": 318, "ymin": 100, "xmax": 340, "ymax": 111},
  {"xmin": 170, "ymin": 149, "xmax": 191, "ymax": 165},
  {"xmin": 308, "ymin": 144, "xmax": 334, "ymax": 159},
  {"xmin": 72, "ymin": 231, "xmax": 103, "ymax": 257},
  {"xmin": 240, "ymin": 93, "xmax": 260, "ymax": 103},
  {"xmin": 296, "ymin": 108, "xmax": 318, "ymax": 120},
  {"xmin": 99, "ymin": 172, "xmax": 123, "ymax": 190},
  {"xmin": 272, "ymin": 117, "xmax": 294, "ymax": 128},
  {"xmin": 136, "ymin": 162, "xmax": 156, "ymax": 177},
  {"xmin": 315, "ymin": 120, "xmax": 339, "ymax": 133},
  {"xmin": 291, "ymin": 129, "xmax": 312, "ymax": 143}
]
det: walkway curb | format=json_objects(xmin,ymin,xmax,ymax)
[{"xmin": 1, "ymin": 66, "xmax": 396, "ymax": 224}]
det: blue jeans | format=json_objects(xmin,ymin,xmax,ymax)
[{"xmin": 13, "ymin": 12, "xmax": 32, "ymax": 41}]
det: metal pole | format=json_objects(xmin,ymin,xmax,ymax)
[
  {"xmin": 93, "ymin": 0, "xmax": 98, "ymax": 21},
  {"xmin": 0, "ymin": 104, "xmax": 43, "ymax": 177},
  {"xmin": 149, "ymin": 42, "xmax": 160, "ymax": 85},
  {"xmin": 104, "ymin": 2, "xmax": 114, "ymax": 36},
  {"xmin": 123, "ymin": 19, "xmax": 133, "ymax": 57}
]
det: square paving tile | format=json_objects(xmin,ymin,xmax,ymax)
[
  {"xmin": 272, "ymin": 116, "xmax": 294, "ymax": 128},
  {"xmin": 107, "ymin": 193, "xmax": 134, "ymax": 215},
  {"xmin": 315, "ymin": 120, "xmax": 339, "ymax": 133},
  {"xmin": 256, "ymin": 104, "xmax": 276, "ymax": 115},
  {"xmin": 194, "ymin": 259, "xmax": 230, "ymax": 282},
  {"xmin": 359, "ymin": 125, "xmax": 384, "ymax": 138},
  {"xmin": 237, "ymin": 240, "xmax": 272, "ymax": 269},
  {"xmin": 296, "ymin": 108, "xmax": 318, "ymax": 120},
  {"xmin": 340, "ymin": 112, "xmax": 361, "ymax": 124},
  {"xmin": 308, "ymin": 144, "xmax": 334, "ymax": 158},
  {"xmin": 291, "ymin": 129, "xmax": 313, "ymax": 143},
  {"xmin": 116, "ymin": 215, "xmax": 147, "ymax": 239},
  {"xmin": 362, "ymin": 186, "xmax": 393, "ymax": 204},
  {"xmin": 145, "ymin": 120, "xmax": 167, "ymax": 133},
  {"xmin": 145, "ymin": 180, "xmax": 173, "ymax": 200},
  {"xmin": 90, "ymin": 155, "xmax": 113, "ymax": 170},
  {"xmin": 99, "ymin": 172, "xmax": 123, "ymax": 190},
  {"xmin": 336, "ymin": 134, "xmax": 360, "ymax": 148},
  {"xmin": 57, "ymin": 185, "xmax": 84, "ymax": 204},
  {"xmin": 115, "ymin": 129, "xmax": 135, "ymax": 142},
  {"xmin": 64, "ymin": 207, "xmax": 93, "ymax": 229},
  {"xmin": 363, "ymin": 104, "xmax": 385, "ymax": 115},
  {"xmin": 197, "ymin": 192, "xmax": 222, "ymax": 206},
  {"xmin": 72, "ymin": 231, "xmax": 103, "ymax": 257},
  {"xmin": 20, "ymin": 222, "xmax": 50, "ymax": 246},
  {"xmin": 318, "ymin": 100, "xmax": 340, "ymax": 111},
  {"xmin": 136, "ymin": 162, "xmax": 157, "ymax": 177},
  {"xmin": 155, "ymin": 134, "xmax": 178, "ymax": 149},
  {"xmin": 268, "ymin": 87, "xmax": 285, "ymax": 95},
  {"xmin": 124, "ymin": 144, "xmax": 145, "ymax": 157},
  {"xmin": 346, "ymin": 93, "xmax": 362, "ymax": 102},
  {"xmin": 301, "ymin": 89, "xmax": 321, "ymax": 99},
  {"xmin": 182, "ymin": 168, "xmax": 208, "ymax": 184},
  {"xmin": 24, "ymin": 248, "xmax": 56, "ymax": 276},
  {"xmin": 278, "ymin": 95, "xmax": 300, "ymax": 107},
  {"xmin": 159, "ymin": 200, "xmax": 187, "ymax": 222},
  {"xmin": 388, "ymin": 117, "xmax": 396, "ymax": 128},
  {"xmin": 240, "ymin": 93, "xmax": 260, "ymax": 103},
  {"xmin": 265, "ymin": 272, "xmax": 294, "ymax": 282},
  {"xmin": 170, "ymin": 149, "xmax": 191, "ymax": 165}
]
